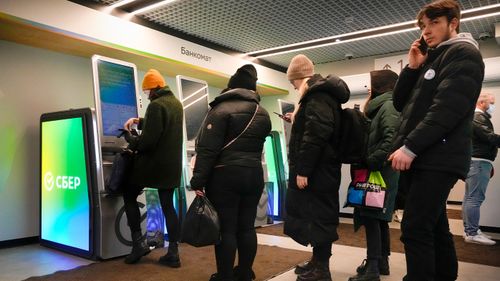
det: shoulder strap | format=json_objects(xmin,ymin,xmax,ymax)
[{"xmin": 222, "ymin": 104, "xmax": 259, "ymax": 150}]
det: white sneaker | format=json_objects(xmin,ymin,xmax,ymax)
[
  {"xmin": 477, "ymin": 229, "xmax": 492, "ymax": 239},
  {"xmin": 464, "ymin": 234, "xmax": 496, "ymax": 245}
]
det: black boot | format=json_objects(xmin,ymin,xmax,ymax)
[
  {"xmin": 297, "ymin": 260, "xmax": 331, "ymax": 281},
  {"xmin": 349, "ymin": 259, "xmax": 380, "ymax": 281},
  {"xmin": 356, "ymin": 257, "xmax": 389, "ymax": 276},
  {"xmin": 158, "ymin": 241, "xmax": 181, "ymax": 268},
  {"xmin": 233, "ymin": 265, "xmax": 256, "ymax": 281},
  {"xmin": 295, "ymin": 256, "xmax": 315, "ymax": 275},
  {"xmin": 378, "ymin": 256, "xmax": 389, "ymax": 275},
  {"xmin": 124, "ymin": 231, "xmax": 151, "ymax": 264}
]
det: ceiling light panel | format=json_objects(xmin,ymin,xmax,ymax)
[
  {"xmin": 92, "ymin": 0, "xmax": 499, "ymax": 66},
  {"xmin": 261, "ymin": 14, "xmax": 500, "ymax": 67},
  {"xmin": 134, "ymin": 0, "xmax": 429, "ymax": 53},
  {"xmin": 95, "ymin": 0, "xmax": 122, "ymax": 4}
]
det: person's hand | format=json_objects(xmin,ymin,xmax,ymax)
[
  {"xmin": 124, "ymin": 117, "xmax": 139, "ymax": 131},
  {"xmin": 408, "ymin": 38, "xmax": 427, "ymax": 69},
  {"xmin": 284, "ymin": 112, "xmax": 293, "ymax": 123},
  {"xmin": 296, "ymin": 175, "xmax": 308, "ymax": 189},
  {"xmin": 389, "ymin": 148, "xmax": 414, "ymax": 171},
  {"xmin": 195, "ymin": 190, "xmax": 205, "ymax": 196}
]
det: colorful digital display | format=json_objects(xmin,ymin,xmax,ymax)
[
  {"xmin": 41, "ymin": 117, "xmax": 90, "ymax": 251},
  {"xmin": 97, "ymin": 60, "xmax": 138, "ymax": 137}
]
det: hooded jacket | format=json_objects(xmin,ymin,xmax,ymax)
[
  {"xmin": 190, "ymin": 88, "xmax": 271, "ymax": 189},
  {"xmin": 284, "ymin": 74, "xmax": 350, "ymax": 246},
  {"xmin": 392, "ymin": 33, "xmax": 485, "ymax": 179},
  {"xmin": 354, "ymin": 91, "xmax": 400, "ymax": 225}
]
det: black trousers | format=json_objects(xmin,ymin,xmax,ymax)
[
  {"xmin": 364, "ymin": 218, "xmax": 390, "ymax": 260},
  {"xmin": 206, "ymin": 166, "xmax": 264, "ymax": 281},
  {"xmin": 400, "ymin": 170, "xmax": 458, "ymax": 281},
  {"xmin": 123, "ymin": 185, "xmax": 180, "ymax": 242},
  {"xmin": 313, "ymin": 242, "xmax": 333, "ymax": 262}
]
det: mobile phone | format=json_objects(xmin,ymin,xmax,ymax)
[
  {"xmin": 273, "ymin": 111, "xmax": 291, "ymax": 123},
  {"xmin": 273, "ymin": 111, "xmax": 285, "ymax": 118},
  {"xmin": 418, "ymin": 36, "xmax": 428, "ymax": 55}
]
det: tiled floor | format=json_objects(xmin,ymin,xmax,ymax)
[{"xmin": 1, "ymin": 212, "xmax": 498, "ymax": 281}]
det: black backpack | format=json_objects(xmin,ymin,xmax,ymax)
[{"xmin": 337, "ymin": 107, "xmax": 370, "ymax": 164}]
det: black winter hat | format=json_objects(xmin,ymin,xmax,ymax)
[
  {"xmin": 370, "ymin": 69, "xmax": 399, "ymax": 98},
  {"xmin": 227, "ymin": 64, "xmax": 258, "ymax": 91}
]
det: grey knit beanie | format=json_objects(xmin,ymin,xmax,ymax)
[{"xmin": 286, "ymin": 54, "xmax": 314, "ymax": 81}]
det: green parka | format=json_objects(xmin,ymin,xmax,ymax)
[
  {"xmin": 354, "ymin": 91, "xmax": 400, "ymax": 228},
  {"xmin": 126, "ymin": 87, "xmax": 184, "ymax": 189}
]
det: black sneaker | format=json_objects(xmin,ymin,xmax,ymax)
[
  {"xmin": 158, "ymin": 252, "xmax": 181, "ymax": 268},
  {"xmin": 295, "ymin": 260, "xmax": 313, "ymax": 275},
  {"xmin": 356, "ymin": 258, "xmax": 389, "ymax": 275}
]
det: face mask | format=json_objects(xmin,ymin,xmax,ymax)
[{"xmin": 487, "ymin": 104, "xmax": 495, "ymax": 115}]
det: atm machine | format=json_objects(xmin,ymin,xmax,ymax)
[
  {"xmin": 262, "ymin": 100, "xmax": 295, "ymax": 221},
  {"xmin": 40, "ymin": 55, "xmax": 146, "ymax": 259},
  {"xmin": 176, "ymin": 75, "xmax": 209, "ymax": 213}
]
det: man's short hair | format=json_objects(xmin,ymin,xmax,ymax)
[
  {"xmin": 417, "ymin": 0, "xmax": 461, "ymax": 33},
  {"xmin": 477, "ymin": 93, "xmax": 493, "ymax": 105}
]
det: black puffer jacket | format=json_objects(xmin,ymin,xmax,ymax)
[
  {"xmin": 392, "ymin": 35, "xmax": 484, "ymax": 179},
  {"xmin": 284, "ymin": 74, "xmax": 350, "ymax": 246},
  {"xmin": 471, "ymin": 111, "xmax": 500, "ymax": 161},
  {"xmin": 190, "ymin": 88, "xmax": 271, "ymax": 189}
]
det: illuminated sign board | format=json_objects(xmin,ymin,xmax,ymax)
[{"xmin": 41, "ymin": 117, "xmax": 90, "ymax": 252}]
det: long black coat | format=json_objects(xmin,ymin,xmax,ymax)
[
  {"xmin": 284, "ymin": 74, "xmax": 350, "ymax": 246},
  {"xmin": 190, "ymin": 88, "xmax": 271, "ymax": 189},
  {"xmin": 126, "ymin": 88, "xmax": 184, "ymax": 189},
  {"xmin": 392, "ymin": 37, "xmax": 484, "ymax": 179}
]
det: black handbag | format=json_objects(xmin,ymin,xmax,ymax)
[
  {"xmin": 105, "ymin": 149, "xmax": 134, "ymax": 195},
  {"xmin": 180, "ymin": 195, "xmax": 220, "ymax": 247}
]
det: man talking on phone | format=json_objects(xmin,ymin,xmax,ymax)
[{"xmin": 388, "ymin": 1, "xmax": 484, "ymax": 280}]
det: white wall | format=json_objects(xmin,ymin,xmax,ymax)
[
  {"xmin": 0, "ymin": 0, "xmax": 289, "ymax": 92},
  {"xmin": 0, "ymin": 40, "xmax": 94, "ymax": 241}
]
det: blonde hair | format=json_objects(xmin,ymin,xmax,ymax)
[
  {"xmin": 290, "ymin": 78, "xmax": 310, "ymax": 123},
  {"xmin": 477, "ymin": 93, "xmax": 493, "ymax": 105}
]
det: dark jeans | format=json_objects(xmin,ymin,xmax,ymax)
[
  {"xmin": 206, "ymin": 166, "xmax": 264, "ymax": 281},
  {"xmin": 364, "ymin": 218, "xmax": 390, "ymax": 260},
  {"xmin": 400, "ymin": 170, "xmax": 458, "ymax": 281},
  {"xmin": 123, "ymin": 185, "xmax": 180, "ymax": 242}
]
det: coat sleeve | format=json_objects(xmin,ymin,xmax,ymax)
[
  {"xmin": 392, "ymin": 66, "xmax": 421, "ymax": 112},
  {"xmin": 127, "ymin": 102, "xmax": 163, "ymax": 153},
  {"xmin": 473, "ymin": 114, "xmax": 500, "ymax": 147},
  {"xmin": 296, "ymin": 95, "xmax": 336, "ymax": 177},
  {"xmin": 137, "ymin": 117, "xmax": 145, "ymax": 130},
  {"xmin": 404, "ymin": 49, "xmax": 484, "ymax": 155},
  {"xmin": 190, "ymin": 109, "xmax": 228, "ymax": 189},
  {"xmin": 366, "ymin": 102, "xmax": 400, "ymax": 170}
]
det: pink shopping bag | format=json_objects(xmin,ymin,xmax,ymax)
[{"xmin": 365, "ymin": 190, "xmax": 386, "ymax": 209}]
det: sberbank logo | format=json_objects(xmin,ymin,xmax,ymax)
[{"xmin": 44, "ymin": 171, "xmax": 81, "ymax": 191}]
